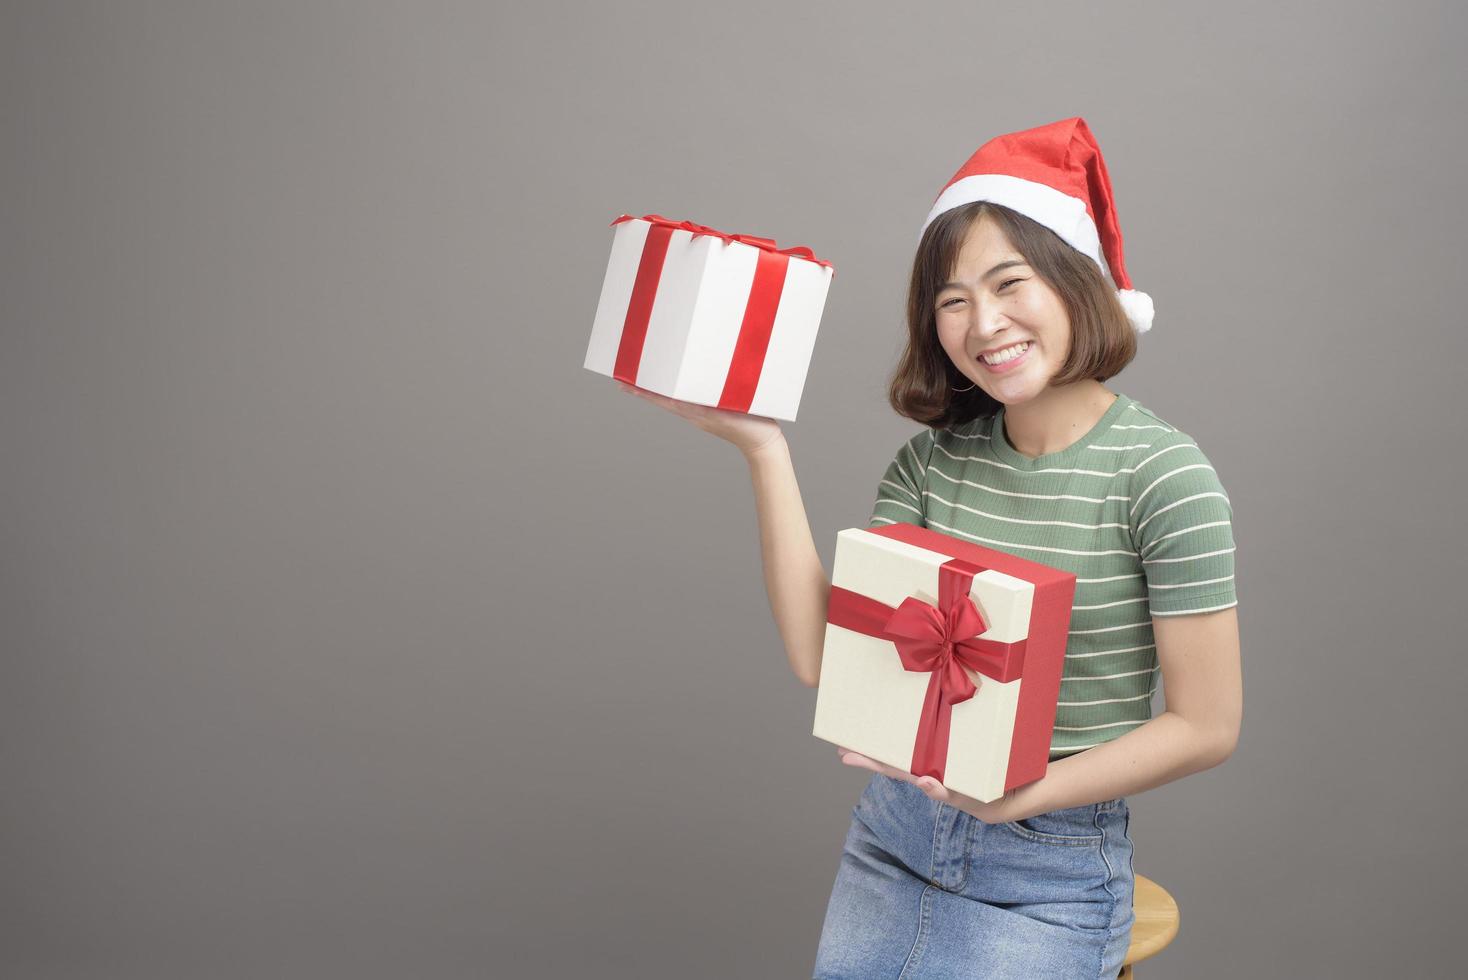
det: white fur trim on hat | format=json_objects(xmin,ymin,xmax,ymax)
[
  {"xmin": 923, "ymin": 173, "xmax": 1157, "ymax": 333},
  {"xmin": 921, "ymin": 174, "xmax": 1102, "ymax": 269}
]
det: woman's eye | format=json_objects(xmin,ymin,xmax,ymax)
[{"xmin": 941, "ymin": 280, "xmax": 1022, "ymax": 309}]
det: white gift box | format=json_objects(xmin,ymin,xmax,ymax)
[
  {"xmin": 585, "ymin": 214, "xmax": 834, "ymax": 422},
  {"xmin": 812, "ymin": 523, "xmax": 1077, "ymax": 802}
]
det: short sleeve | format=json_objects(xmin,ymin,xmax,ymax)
[
  {"xmin": 868, "ymin": 429, "xmax": 933, "ymax": 528},
  {"xmin": 1128, "ymin": 432, "xmax": 1238, "ymax": 616}
]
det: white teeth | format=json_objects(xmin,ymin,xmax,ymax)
[{"xmin": 981, "ymin": 342, "xmax": 1030, "ymax": 365}]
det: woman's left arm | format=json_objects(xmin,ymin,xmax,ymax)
[
  {"xmin": 997, "ymin": 605, "xmax": 1242, "ymax": 820},
  {"xmin": 838, "ymin": 605, "xmax": 1242, "ymax": 823},
  {"xmin": 1003, "ymin": 429, "xmax": 1245, "ymax": 820}
]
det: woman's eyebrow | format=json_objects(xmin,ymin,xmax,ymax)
[{"xmin": 939, "ymin": 260, "xmax": 1027, "ymax": 291}]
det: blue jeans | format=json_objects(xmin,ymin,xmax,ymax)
[{"xmin": 813, "ymin": 773, "xmax": 1135, "ymax": 979}]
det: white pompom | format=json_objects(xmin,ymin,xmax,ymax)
[{"xmin": 1117, "ymin": 288, "xmax": 1154, "ymax": 334}]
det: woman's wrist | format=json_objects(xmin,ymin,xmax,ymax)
[{"xmin": 742, "ymin": 431, "xmax": 789, "ymax": 465}]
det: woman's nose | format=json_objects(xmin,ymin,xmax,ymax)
[{"xmin": 966, "ymin": 300, "xmax": 1006, "ymax": 337}]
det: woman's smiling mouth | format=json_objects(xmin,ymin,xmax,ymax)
[{"xmin": 977, "ymin": 341, "xmax": 1032, "ymax": 372}]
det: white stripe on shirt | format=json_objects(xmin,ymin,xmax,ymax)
[
  {"xmin": 927, "ymin": 462, "xmax": 1127, "ymax": 504},
  {"xmin": 924, "ymin": 518, "xmax": 1139, "ymax": 558},
  {"xmin": 922, "ymin": 489, "xmax": 1130, "ymax": 531},
  {"xmin": 1135, "ymin": 492, "xmax": 1232, "ymax": 535},
  {"xmin": 1129, "ymin": 463, "xmax": 1218, "ymax": 516}
]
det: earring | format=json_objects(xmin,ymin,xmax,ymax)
[{"xmin": 951, "ymin": 381, "xmax": 975, "ymax": 392}]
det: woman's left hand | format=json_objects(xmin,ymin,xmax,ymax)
[{"xmin": 836, "ymin": 746, "xmax": 1019, "ymax": 824}]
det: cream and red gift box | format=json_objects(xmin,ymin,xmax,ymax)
[
  {"xmin": 585, "ymin": 214, "xmax": 834, "ymax": 422},
  {"xmin": 812, "ymin": 523, "xmax": 1077, "ymax": 802}
]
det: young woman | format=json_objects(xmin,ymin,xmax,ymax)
[{"xmin": 618, "ymin": 117, "xmax": 1242, "ymax": 979}]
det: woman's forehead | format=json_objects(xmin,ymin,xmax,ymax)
[
  {"xmin": 948, "ymin": 233, "xmax": 1026, "ymax": 282},
  {"xmin": 956, "ymin": 214, "xmax": 1019, "ymax": 257}
]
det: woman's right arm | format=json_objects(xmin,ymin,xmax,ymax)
[
  {"xmin": 743, "ymin": 434, "xmax": 829, "ymax": 688},
  {"xmin": 617, "ymin": 382, "xmax": 829, "ymax": 688}
]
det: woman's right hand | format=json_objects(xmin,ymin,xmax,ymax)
[{"xmin": 616, "ymin": 381, "xmax": 785, "ymax": 460}]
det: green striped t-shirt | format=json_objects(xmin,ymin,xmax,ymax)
[{"xmin": 868, "ymin": 391, "xmax": 1237, "ymax": 760}]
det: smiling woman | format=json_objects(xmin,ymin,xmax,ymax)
[
  {"xmin": 808, "ymin": 118, "xmax": 1238, "ymax": 980},
  {"xmin": 893, "ymin": 197, "xmax": 1139, "ymax": 432},
  {"xmin": 621, "ymin": 116, "xmax": 1238, "ymax": 980}
]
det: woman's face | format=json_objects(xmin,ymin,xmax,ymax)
[{"xmin": 934, "ymin": 215, "xmax": 1072, "ymax": 407}]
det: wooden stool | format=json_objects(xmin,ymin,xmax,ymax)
[{"xmin": 1117, "ymin": 874, "xmax": 1179, "ymax": 978}]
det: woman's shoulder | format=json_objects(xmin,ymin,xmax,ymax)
[
  {"xmin": 1115, "ymin": 395, "xmax": 1232, "ymax": 515},
  {"xmin": 913, "ymin": 415, "xmax": 995, "ymax": 474},
  {"xmin": 1114, "ymin": 395, "xmax": 1206, "ymax": 455},
  {"xmin": 1113, "ymin": 394, "xmax": 1173, "ymax": 432},
  {"xmin": 874, "ymin": 414, "xmax": 992, "ymax": 490}
]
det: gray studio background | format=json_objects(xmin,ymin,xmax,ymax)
[{"xmin": 3, "ymin": 2, "xmax": 1464, "ymax": 978}]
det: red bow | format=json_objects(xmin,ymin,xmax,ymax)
[{"xmin": 884, "ymin": 588, "xmax": 994, "ymax": 705}]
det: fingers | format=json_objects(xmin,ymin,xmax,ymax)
[
  {"xmin": 915, "ymin": 776, "xmax": 948, "ymax": 799},
  {"xmin": 839, "ymin": 750, "xmax": 903, "ymax": 781},
  {"xmin": 617, "ymin": 381, "xmax": 678, "ymax": 412},
  {"xmin": 837, "ymin": 748, "xmax": 949, "ymax": 799}
]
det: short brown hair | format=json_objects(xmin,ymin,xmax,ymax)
[{"xmin": 887, "ymin": 201, "xmax": 1137, "ymax": 428}]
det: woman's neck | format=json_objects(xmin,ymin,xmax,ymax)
[{"xmin": 1001, "ymin": 380, "xmax": 1117, "ymax": 459}]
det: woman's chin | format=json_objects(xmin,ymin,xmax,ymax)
[
  {"xmin": 988, "ymin": 382, "xmax": 1042, "ymax": 406},
  {"xmin": 986, "ymin": 367, "xmax": 1060, "ymax": 407}
]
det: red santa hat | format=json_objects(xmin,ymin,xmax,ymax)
[{"xmin": 920, "ymin": 116, "xmax": 1154, "ymax": 334}]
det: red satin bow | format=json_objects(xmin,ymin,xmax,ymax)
[
  {"xmin": 611, "ymin": 213, "xmax": 833, "ymax": 271},
  {"xmin": 884, "ymin": 589, "xmax": 995, "ymax": 706}
]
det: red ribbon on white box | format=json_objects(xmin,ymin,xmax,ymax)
[
  {"xmin": 827, "ymin": 558, "xmax": 1028, "ymax": 783},
  {"xmin": 608, "ymin": 214, "xmax": 832, "ymax": 414}
]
